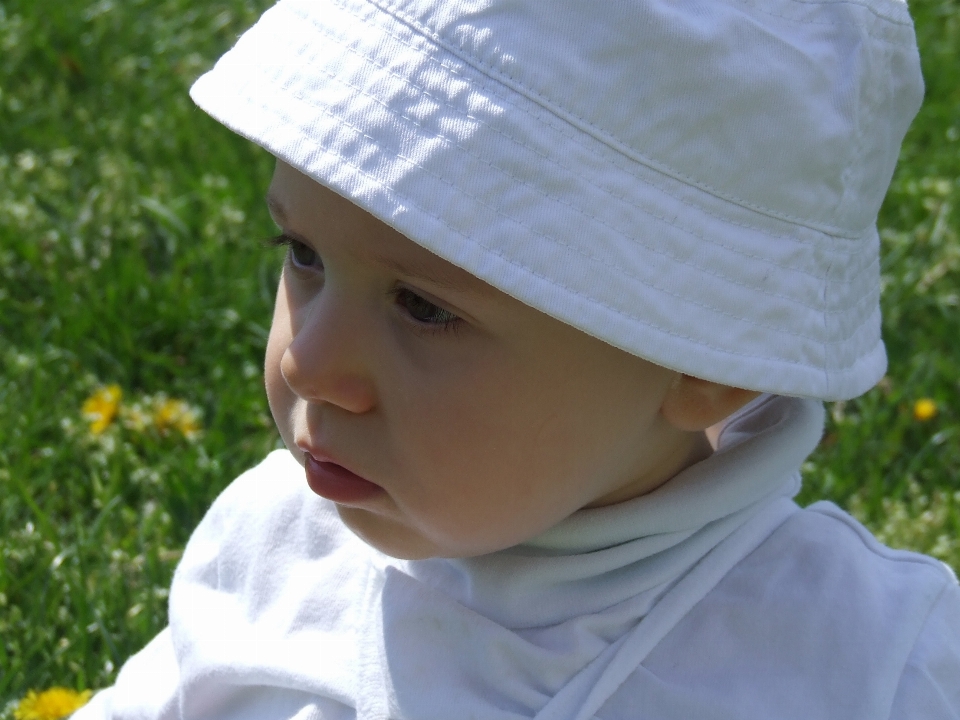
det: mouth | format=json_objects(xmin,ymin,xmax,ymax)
[{"xmin": 301, "ymin": 451, "xmax": 385, "ymax": 505}]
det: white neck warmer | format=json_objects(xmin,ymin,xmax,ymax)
[
  {"xmin": 368, "ymin": 394, "xmax": 824, "ymax": 719},
  {"xmin": 117, "ymin": 394, "xmax": 824, "ymax": 720}
]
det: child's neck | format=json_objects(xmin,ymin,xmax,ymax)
[{"xmin": 584, "ymin": 430, "xmax": 713, "ymax": 509}]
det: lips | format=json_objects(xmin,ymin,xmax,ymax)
[{"xmin": 302, "ymin": 451, "xmax": 384, "ymax": 504}]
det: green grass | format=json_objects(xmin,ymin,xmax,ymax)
[{"xmin": 1, "ymin": 0, "xmax": 958, "ymax": 706}]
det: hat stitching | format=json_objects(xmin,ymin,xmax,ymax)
[
  {"xmin": 267, "ymin": 74, "xmax": 879, "ymax": 351},
  {"xmin": 364, "ymin": 0, "xmax": 901, "ymax": 233},
  {"xmin": 369, "ymin": 0, "xmax": 860, "ymax": 233},
  {"xmin": 259, "ymin": 58, "xmax": 880, "ymax": 329},
  {"xmin": 295, "ymin": 2, "xmax": 875, "ymax": 256},
  {"xmin": 836, "ymin": 48, "xmax": 872, "ymax": 258},
  {"xmin": 186, "ymin": 0, "xmax": 911, "ymax": 397},
  {"xmin": 320, "ymin": 0, "xmax": 886, "ymax": 246},
  {"xmin": 742, "ymin": 0, "xmax": 911, "ymax": 27},
  {"xmin": 191, "ymin": 77, "xmax": 881, "ymax": 397},
  {"xmin": 269, "ymin": 28, "xmax": 881, "ymax": 312},
  {"xmin": 731, "ymin": 0, "xmax": 910, "ymax": 33},
  {"xmin": 269, "ymin": 73, "xmax": 871, "ymax": 320},
  {"xmin": 823, "ymin": 258, "xmax": 835, "ymax": 394}
]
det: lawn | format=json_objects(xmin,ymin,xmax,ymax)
[{"xmin": 1, "ymin": 0, "xmax": 958, "ymax": 707}]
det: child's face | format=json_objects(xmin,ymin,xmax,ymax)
[{"xmin": 264, "ymin": 161, "xmax": 705, "ymax": 559}]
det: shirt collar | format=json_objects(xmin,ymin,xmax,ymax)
[{"xmin": 396, "ymin": 395, "xmax": 824, "ymax": 628}]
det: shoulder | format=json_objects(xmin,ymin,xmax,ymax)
[
  {"xmin": 786, "ymin": 503, "xmax": 960, "ymax": 719},
  {"xmin": 646, "ymin": 502, "xmax": 959, "ymax": 718},
  {"xmin": 763, "ymin": 501, "xmax": 954, "ymax": 612},
  {"xmin": 722, "ymin": 501, "xmax": 954, "ymax": 654},
  {"xmin": 888, "ymin": 575, "xmax": 960, "ymax": 719}
]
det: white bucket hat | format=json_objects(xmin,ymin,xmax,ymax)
[{"xmin": 190, "ymin": 0, "xmax": 923, "ymax": 401}]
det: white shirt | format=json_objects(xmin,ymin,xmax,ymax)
[{"xmin": 75, "ymin": 395, "xmax": 960, "ymax": 719}]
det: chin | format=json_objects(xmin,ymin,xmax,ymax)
[{"xmin": 335, "ymin": 505, "xmax": 445, "ymax": 560}]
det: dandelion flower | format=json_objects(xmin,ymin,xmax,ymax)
[
  {"xmin": 153, "ymin": 397, "xmax": 202, "ymax": 439},
  {"xmin": 81, "ymin": 385, "xmax": 122, "ymax": 434},
  {"xmin": 14, "ymin": 687, "xmax": 92, "ymax": 720},
  {"xmin": 913, "ymin": 398, "xmax": 938, "ymax": 422}
]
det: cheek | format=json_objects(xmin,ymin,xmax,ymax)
[
  {"xmin": 389, "ymin": 347, "xmax": 667, "ymax": 545},
  {"xmin": 384, "ymin": 358, "xmax": 579, "ymax": 547},
  {"xmin": 403, "ymin": 358, "xmax": 577, "ymax": 478},
  {"xmin": 264, "ymin": 291, "xmax": 297, "ymax": 449},
  {"xmin": 387, "ymin": 351, "xmax": 518, "ymax": 477}
]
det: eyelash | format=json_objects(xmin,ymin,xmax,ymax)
[
  {"xmin": 267, "ymin": 234, "xmax": 464, "ymax": 336},
  {"xmin": 267, "ymin": 233, "xmax": 321, "ymax": 270}
]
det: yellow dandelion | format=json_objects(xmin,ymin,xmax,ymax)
[
  {"xmin": 153, "ymin": 397, "xmax": 201, "ymax": 439},
  {"xmin": 81, "ymin": 385, "xmax": 122, "ymax": 434},
  {"xmin": 913, "ymin": 398, "xmax": 938, "ymax": 422},
  {"xmin": 176, "ymin": 413, "xmax": 201, "ymax": 440},
  {"xmin": 14, "ymin": 687, "xmax": 92, "ymax": 720}
]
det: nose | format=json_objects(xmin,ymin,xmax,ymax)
[{"xmin": 278, "ymin": 284, "xmax": 377, "ymax": 415}]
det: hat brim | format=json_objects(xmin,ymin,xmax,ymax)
[{"xmin": 190, "ymin": 0, "xmax": 886, "ymax": 400}]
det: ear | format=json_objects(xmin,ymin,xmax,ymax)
[{"xmin": 660, "ymin": 374, "xmax": 761, "ymax": 432}]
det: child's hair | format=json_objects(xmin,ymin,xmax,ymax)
[{"xmin": 192, "ymin": 0, "xmax": 923, "ymax": 400}]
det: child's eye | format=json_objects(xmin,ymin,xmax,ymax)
[
  {"xmin": 286, "ymin": 238, "xmax": 321, "ymax": 270},
  {"xmin": 290, "ymin": 240, "xmax": 319, "ymax": 268},
  {"xmin": 269, "ymin": 234, "xmax": 322, "ymax": 270},
  {"xmin": 395, "ymin": 288, "xmax": 461, "ymax": 331}
]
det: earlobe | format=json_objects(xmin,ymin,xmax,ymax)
[{"xmin": 660, "ymin": 374, "xmax": 761, "ymax": 432}]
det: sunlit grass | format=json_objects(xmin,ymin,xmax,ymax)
[
  {"xmin": 1, "ymin": 0, "xmax": 958, "ymax": 706},
  {"xmin": 0, "ymin": 0, "xmax": 279, "ymax": 699}
]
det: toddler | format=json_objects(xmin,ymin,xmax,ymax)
[{"xmin": 75, "ymin": 0, "xmax": 960, "ymax": 717}]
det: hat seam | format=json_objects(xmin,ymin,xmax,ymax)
[
  {"xmin": 745, "ymin": 0, "xmax": 912, "ymax": 27},
  {"xmin": 836, "ymin": 36, "xmax": 872, "ymax": 280},
  {"xmin": 265, "ymin": 24, "xmax": 880, "ymax": 315},
  {"xmin": 733, "ymin": 0, "xmax": 911, "ymax": 30},
  {"xmin": 295, "ymin": 1, "xmax": 875, "ymax": 255},
  {"xmin": 823, "ymin": 257, "xmax": 835, "ymax": 395},
  {"xmin": 314, "ymin": 63, "xmax": 877, "ymax": 316},
  {"xmin": 362, "ymin": 0, "xmax": 902, "ymax": 235},
  {"xmin": 265, "ymin": 62, "xmax": 874, "ymax": 321},
  {"xmin": 250, "ymin": 69, "xmax": 878, "ymax": 352},
  {"xmin": 190, "ymin": 0, "xmax": 913, "ymax": 398},
  {"xmin": 330, "ymin": 0, "xmax": 888, "ymax": 245}
]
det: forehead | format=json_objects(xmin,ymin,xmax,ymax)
[{"xmin": 266, "ymin": 161, "xmax": 495, "ymax": 298}]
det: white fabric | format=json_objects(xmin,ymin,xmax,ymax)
[
  {"xmin": 189, "ymin": 0, "xmax": 924, "ymax": 400},
  {"xmin": 74, "ymin": 396, "xmax": 960, "ymax": 719}
]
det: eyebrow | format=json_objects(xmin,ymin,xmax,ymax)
[
  {"xmin": 265, "ymin": 192, "xmax": 487, "ymax": 297},
  {"xmin": 373, "ymin": 254, "xmax": 484, "ymax": 296},
  {"xmin": 265, "ymin": 193, "xmax": 288, "ymax": 227}
]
